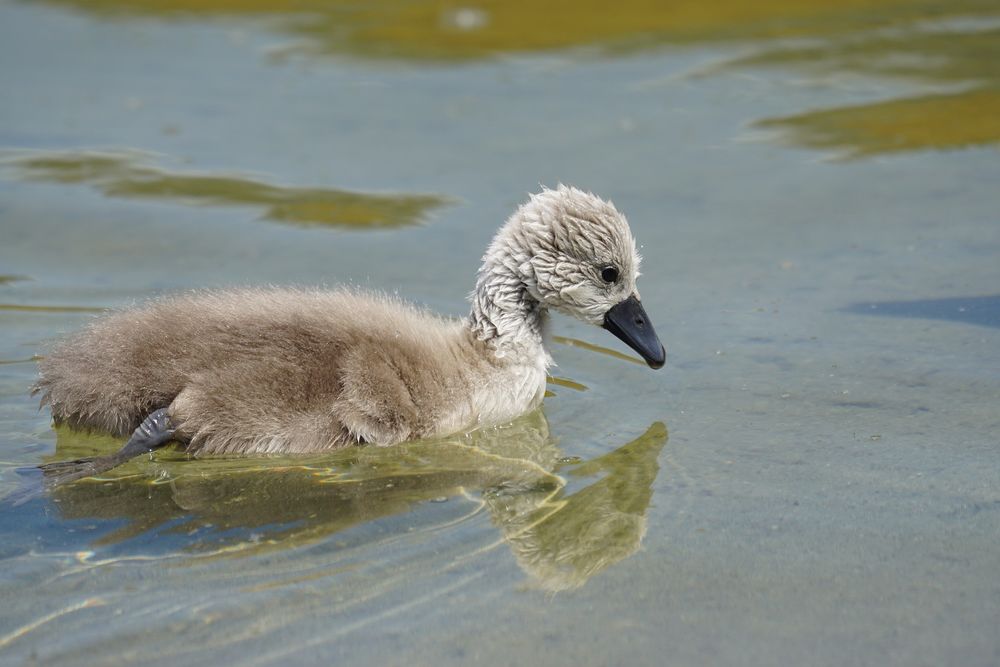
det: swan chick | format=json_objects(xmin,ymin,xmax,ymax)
[{"xmin": 33, "ymin": 185, "xmax": 665, "ymax": 483}]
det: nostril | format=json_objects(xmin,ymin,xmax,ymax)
[{"xmin": 634, "ymin": 317, "xmax": 644, "ymax": 326}]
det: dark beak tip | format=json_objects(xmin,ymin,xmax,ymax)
[
  {"xmin": 603, "ymin": 296, "xmax": 667, "ymax": 371},
  {"xmin": 647, "ymin": 346, "xmax": 666, "ymax": 369}
]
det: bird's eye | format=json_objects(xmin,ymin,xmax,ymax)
[{"xmin": 600, "ymin": 266, "xmax": 619, "ymax": 283}]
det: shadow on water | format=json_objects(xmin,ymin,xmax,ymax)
[
  {"xmin": 845, "ymin": 295, "xmax": 1000, "ymax": 329},
  {"xmin": 0, "ymin": 150, "xmax": 449, "ymax": 230},
  {"xmin": 29, "ymin": 0, "xmax": 1000, "ymax": 157},
  {"xmin": 18, "ymin": 413, "xmax": 668, "ymax": 592}
]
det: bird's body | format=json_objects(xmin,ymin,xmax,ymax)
[
  {"xmin": 36, "ymin": 288, "xmax": 548, "ymax": 454},
  {"xmin": 33, "ymin": 185, "xmax": 665, "ymax": 483}
]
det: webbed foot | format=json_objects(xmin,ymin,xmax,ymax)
[{"xmin": 39, "ymin": 408, "xmax": 176, "ymax": 486}]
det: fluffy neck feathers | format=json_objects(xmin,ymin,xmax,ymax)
[{"xmin": 468, "ymin": 219, "xmax": 549, "ymax": 361}]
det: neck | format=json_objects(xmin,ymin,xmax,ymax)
[{"xmin": 468, "ymin": 249, "xmax": 548, "ymax": 361}]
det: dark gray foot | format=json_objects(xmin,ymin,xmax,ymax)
[
  {"xmin": 39, "ymin": 408, "xmax": 176, "ymax": 486},
  {"xmin": 115, "ymin": 408, "xmax": 175, "ymax": 460}
]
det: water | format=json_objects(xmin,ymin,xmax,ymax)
[{"xmin": 1, "ymin": 1, "xmax": 998, "ymax": 664}]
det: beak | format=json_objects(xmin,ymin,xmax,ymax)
[{"xmin": 602, "ymin": 294, "xmax": 666, "ymax": 369}]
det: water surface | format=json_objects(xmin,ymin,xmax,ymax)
[{"xmin": 1, "ymin": 1, "xmax": 998, "ymax": 665}]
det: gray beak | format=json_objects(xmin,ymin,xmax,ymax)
[{"xmin": 602, "ymin": 294, "xmax": 666, "ymax": 369}]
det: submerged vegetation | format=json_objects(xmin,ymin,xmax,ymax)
[
  {"xmin": 0, "ymin": 151, "xmax": 447, "ymax": 229},
  {"xmin": 32, "ymin": 0, "xmax": 1000, "ymax": 157}
]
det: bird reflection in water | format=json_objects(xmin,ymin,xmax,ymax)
[{"xmin": 38, "ymin": 412, "xmax": 667, "ymax": 592}]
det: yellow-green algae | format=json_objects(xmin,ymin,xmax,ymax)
[
  {"xmin": 745, "ymin": 23, "xmax": 1000, "ymax": 156},
  {"xmin": 1, "ymin": 151, "xmax": 448, "ymax": 229},
  {"xmin": 29, "ymin": 0, "xmax": 999, "ymax": 61},
  {"xmin": 29, "ymin": 1, "xmax": 1000, "ymax": 155}
]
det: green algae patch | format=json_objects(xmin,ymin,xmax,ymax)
[
  {"xmin": 1, "ymin": 150, "xmax": 449, "ymax": 230},
  {"xmin": 757, "ymin": 88, "xmax": 1000, "ymax": 158}
]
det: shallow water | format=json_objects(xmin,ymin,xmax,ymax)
[{"xmin": 1, "ymin": 1, "xmax": 998, "ymax": 665}]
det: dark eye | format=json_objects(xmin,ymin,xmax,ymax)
[{"xmin": 600, "ymin": 266, "xmax": 619, "ymax": 283}]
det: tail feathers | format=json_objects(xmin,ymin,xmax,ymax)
[{"xmin": 31, "ymin": 376, "xmax": 153, "ymax": 438}]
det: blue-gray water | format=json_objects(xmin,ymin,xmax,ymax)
[{"xmin": 1, "ymin": 1, "xmax": 998, "ymax": 665}]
